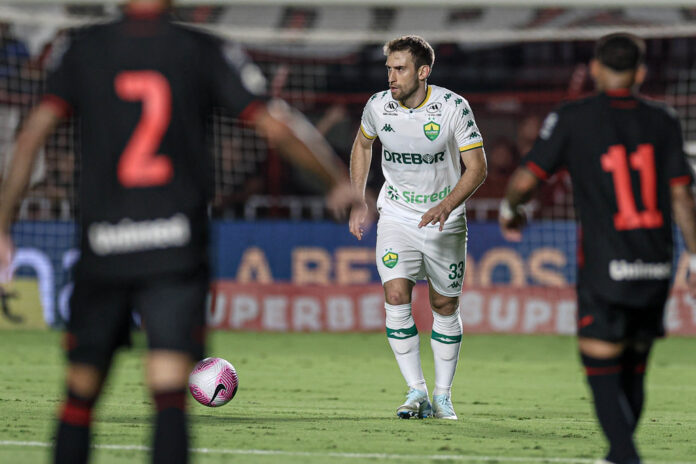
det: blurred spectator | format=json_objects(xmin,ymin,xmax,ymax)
[
  {"xmin": 478, "ymin": 138, "xmax": 518, "ymax": 197},
  {"xmin": 287, "ymin": 103, "xmax": 352, "ymax": 196},
  {"xmin": 0, "ymin": 23, "xmax": 30, "ymax": 80},
  {"xmin": 516, "ymin": 114, "xmax": 542, "ymax": 157},
  {"xmin": 211, "ymin": 131, "xmax": 265, "ymax": 218},
  {"xmin": 467, "ymin": 137, "xmax": 519, "ymax": 221}
]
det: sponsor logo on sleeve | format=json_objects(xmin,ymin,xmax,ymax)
[{"xmin": 540, "ymin": 112, "xmax": 559, "ymax": 140}]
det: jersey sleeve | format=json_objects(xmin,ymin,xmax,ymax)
[
  {"xmin": 522, "ymin": 109, "xmax": 569, "ymax": 180},
  {"xmin": 453, "ymin": 98, "xmax": 483, "ymax": 152},
  {"xmin": 42, "ymin": 33, "xmax": 76, "ymax": 118},
  {"xmin": 359, "ymin": 95, "xmax": 378, "ymax": 140},
  {"xmin": 206, "ymin": 40, "xmax": 268, "ymax": 121},
  {"xmin": 663, "ymin": 110, "xmax": 694, "ymax": 187}
]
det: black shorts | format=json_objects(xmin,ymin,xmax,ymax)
[
  {"xmin": 66, "ymin": 268, "xmax": 208, "ymax": 371},
  {"xmin": 576, "ymin": 286, "xmax": 667, "ymax": 343}
]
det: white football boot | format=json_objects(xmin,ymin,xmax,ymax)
[
  {"xmin": 396, "ymin": 388, "xmax": 433, "ymax": 419},
  {"xmin": 432, "ymin": 394, "xmax": 458, "ymax": 420}
]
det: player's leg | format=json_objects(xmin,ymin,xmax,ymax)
[
  {"xmin": 421, "ymin": 221, "xmax": 467, "ymax": 420},
  {"xmin": 619, "ymin": 302, "xmax": 663, "ymax": 433},
  {"xmin": 383, "ymin": 278, "xmax": 431, "ymax": 418},
  {"xmin": 427, "ymin": 285, "xmax": 461, "ymax": 420},
  {"xmin": 55, "ymin": 279, "xmax": 131, "ymax": 464},
  {"xmin": 577, "ymin": 289, "xmax": 639, "ymax": 464},
  {"xmin": 136, "ymin": 269, "xmax": 207, "ymax": 464},
  {"xmin": 619, "ymin": 340, "xmax": 652, "ymax": 431},
  {"xmin": 54, "ymin": 364, "xmax": 105, "ymax": 464},
  {"xmin": 376, "ymin": 219, "xmax": 429, "ymax": 418},
  {"xmin": 147, "ymin": 350, "xmax": 195, "ymax": 464}
]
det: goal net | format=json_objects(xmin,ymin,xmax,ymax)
[{"xmin": 1, "ymin": 0, "xmax": 695, "ymax": 332}]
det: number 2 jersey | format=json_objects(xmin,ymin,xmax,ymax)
[
  {"xmin": 42, "ymin": 9, "xmax": 266, "ymax": 280},
  {"xmin": 360, "ymin": 85, "xmax": 484, "ymax": 226},
  {"xmin": 523, "ymin": 90, "xmax": 693, "ymax": 307}
]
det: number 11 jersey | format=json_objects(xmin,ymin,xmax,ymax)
[{"xmin": 523, "ymin": 90, "xmax": 693, "ymax": 306}]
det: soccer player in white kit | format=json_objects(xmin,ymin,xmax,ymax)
[{"xmin": 349, "ymin": 36, "xmax": 487, "ymax": 419}]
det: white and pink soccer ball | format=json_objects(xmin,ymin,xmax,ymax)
[{"xmin": 188, "ymin": 357, "xmax": 239, "ymax": 407}]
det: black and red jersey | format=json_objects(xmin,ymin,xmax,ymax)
[
  {"xmin": 43, "ymin": 7, "xmax": 265, "ymax": 279},
  {"xmin": 523, "ymin": 90, "xmax": 693, "ymax": 306}
]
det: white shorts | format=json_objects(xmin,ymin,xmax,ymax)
[{"xmin": 375, "ymin": 217, "xmax": 468, "ymax": 297}]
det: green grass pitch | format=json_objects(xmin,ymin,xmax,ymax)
[{"xmin": 0, "ymin": 330, "xmax": 694, "ymax": 463}]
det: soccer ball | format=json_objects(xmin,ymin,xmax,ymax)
[{"xmin": 188, "ymin": 357, "xmax": 239, "ymax": 407}]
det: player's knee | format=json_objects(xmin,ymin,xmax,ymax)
[
  {"xmin": 146, "ymin": 350, "xmax": 193, "ymax": 392},
  {"xmin": 578, "ymin": 337, "xmax": 624, "ymax": 359},
  {"xmin": 66, "ymin": 363, "xmax": 105, "ymax": 399},
  {"xmin": 384, "ymin": 290, "xmax": 411, "ymax": 305},
  {"xmin": 431, "ymin": 297, "xmax": 459, "ymax": 316}
]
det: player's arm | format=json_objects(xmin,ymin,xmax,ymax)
[
  {"xmin": 0, "ymin": 103, "xmax": 63, "ymax": 278},
  {"xmin": 418, "ymin": 146, "xmax": 487, "ymax": 231},
  {"xmin": 499, "ymin": 166, "xmax": 541, "ymax": 242},
  {"xmin": 500, "ymin": 110, "xmax": 566, "ymax": 241},
  {"xmin": 348, "ymin": 129, "xmax": 374, "ymax": 240},
  {"xmin": 671, "ymin": 183, "xmax": 696, "ymax": 296},
  {"xmin": 249, "ymin": 100, "xmax": 355, "ymax": 217}
]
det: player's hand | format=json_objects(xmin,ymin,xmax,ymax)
[
  {"xmin": 0, "ymin": 232, "xmax": 14, "ymax": 283},
  {"xmin": 419, "ymin": 202, "xmax": 452, "ymax": 231},
  {"xmin": 349, "ymin": 200, "xmax": 369, "ymax": 240},
  {"xmin": 687, "ymin": 257, "xmax": 696, "ymax": 299},
  {"xmin": 687, "ymin": 270, "xmax": 696, "ymax": 300},
  {"xmin": 326, "ymin": 180, "xmax": 359, "ymax": 221},
  {"xmin": 499, "ymin": 216, "xmax": 525, "ymax": 242},
  {"xmin": 498, "ymin": 203, "xmax": 527, "ymax": 242}
]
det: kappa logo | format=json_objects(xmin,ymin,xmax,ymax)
[
  {"xmin": 389, "ymin": 331, "xmax": 410, "ymax": 338},
  {"xmin": 423, "ymin": 121, "xmax": 441, "ymax": 141},
  {"xmin": 381, "ymin": 124, "xmax": 395, "ymax": 132},
  {"xmin": 426, "ymin": 102, "xmax": 442, "ymax": 113},
  {"xmin": 382, "ymin": 251, "xmax": 399, "ymax": 269},
  {"xmin": 384, "ymin": 101, "xmax": 399, "ymax": 112},
  {"xmin": 447, "ymin": 281, "xmax": 461, "ymax": 289}
]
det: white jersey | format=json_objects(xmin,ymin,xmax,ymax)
[{"xmin": 360, "ymin": 84, "xmax": 483, "ymax": 226}]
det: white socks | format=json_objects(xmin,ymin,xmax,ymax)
[
  {"xmin": 385, "ymin": 303, "xmax": 463, "ymax": 396},
  {"xmin": 431, "ymin": 308, "xmax": 463, "ymax": 397},
  {"xmin": 385, "ymin": 303, "xmax": 426, "ymax": 391}
]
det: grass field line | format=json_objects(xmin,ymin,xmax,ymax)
[{"xmin": 2, "ymin": 440, "xmax": 696, "ymax": 464}]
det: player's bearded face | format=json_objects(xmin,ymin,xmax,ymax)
[{"xmin": 386, "ymin": 51, "xmax": 420, "ymax": 102}]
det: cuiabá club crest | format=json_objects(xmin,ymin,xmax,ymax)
[
  {"xmin": 423, "ymin": 121, "xmax": 440, "ymax": 141},
  {"xmin": 382, "ymin": 251, "xmax": 398, "ymax": 269}
]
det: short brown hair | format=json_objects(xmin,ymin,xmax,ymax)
[
  {"xmin": 594, "ymin": 33, "xmax": 645, "ymax": 72},
  {"xmin": 383, "ymin": 35, "xmax": 435, "ymax": 70}
]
